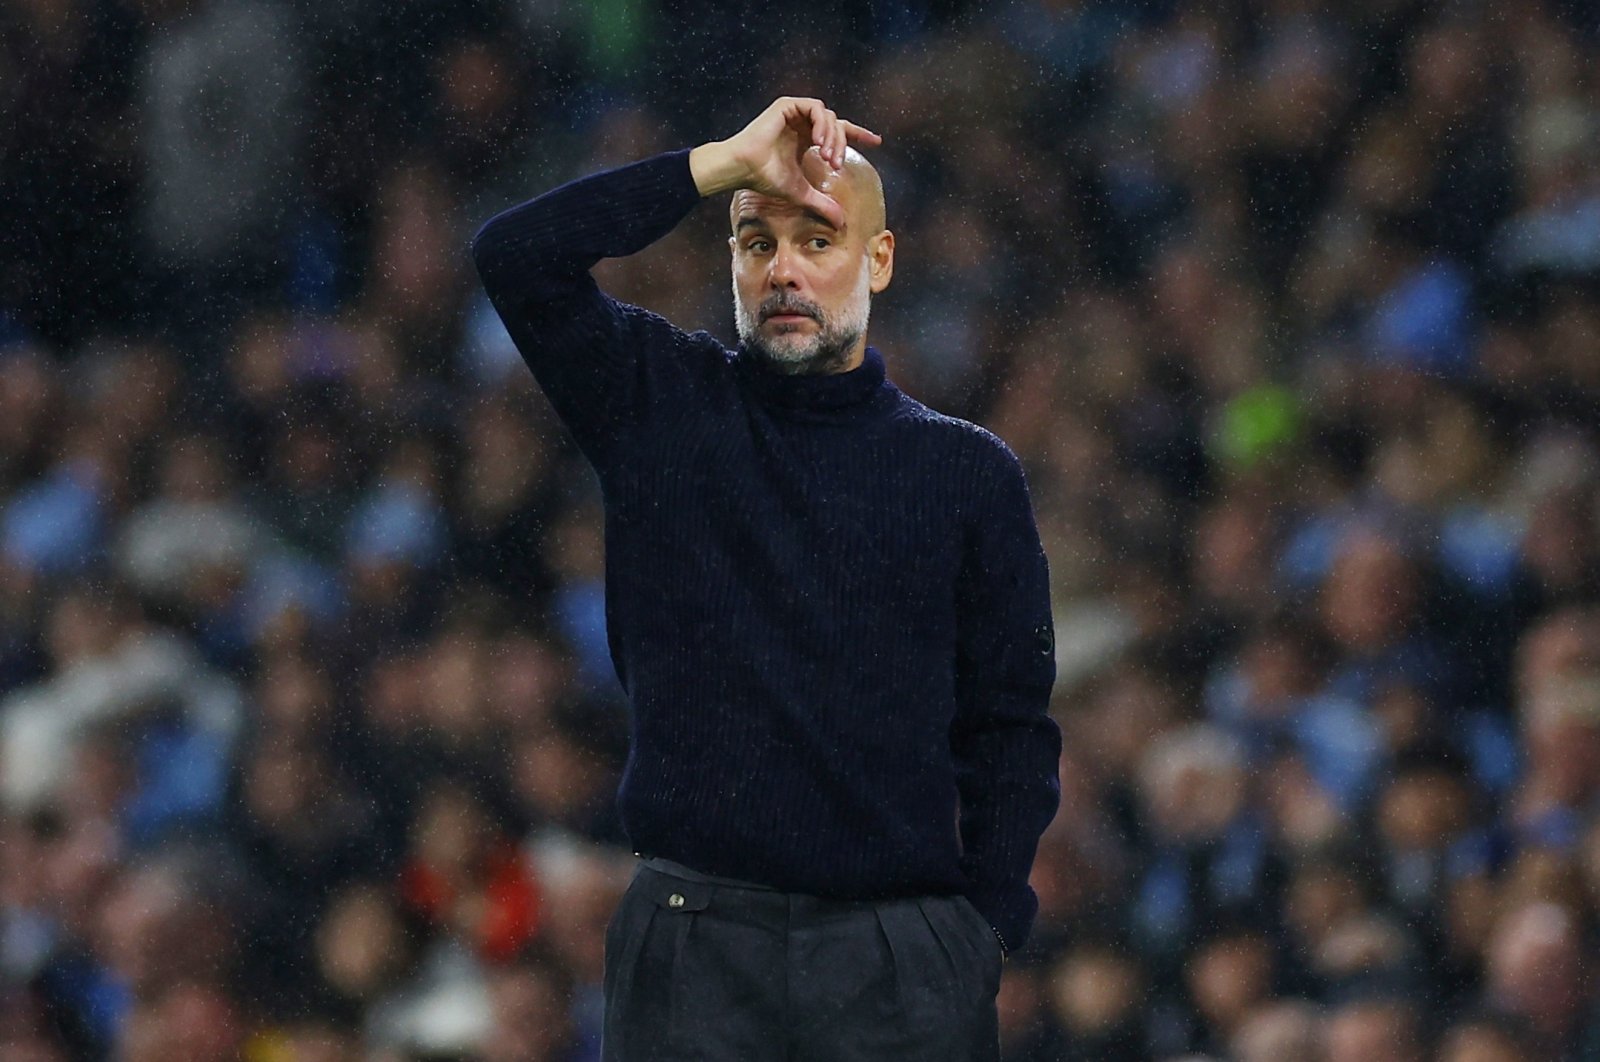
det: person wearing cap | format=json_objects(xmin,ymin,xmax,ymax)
[{"xmin": 471, "ymin": 97, "xmax": 1060, "ymax": 1060}]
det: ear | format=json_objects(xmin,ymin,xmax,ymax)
[
  {"xmin": 868, "ymin": 230, "xmax": 895, "ymax": 293},
  {"xmin": 728, "ymin": 235, "xmax": 737, "ymax": 259}
]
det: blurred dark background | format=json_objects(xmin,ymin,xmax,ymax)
[{"xmin": 6, "ymin": 0, "xmax": 1600, "ymax": 1059}]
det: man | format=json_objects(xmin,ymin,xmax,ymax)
[{"xmin": 471, "ymin": 97, "xmax": 1060, "ymax": 1060}]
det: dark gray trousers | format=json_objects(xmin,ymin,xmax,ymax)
[{"xmin": 601, "ymin": 858, "xmax": 1003, "ymax": 1061}]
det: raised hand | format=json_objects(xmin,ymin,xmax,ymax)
[{"xmin": 689, "ymin": 97, "xmax": 882, "ymax": 227}]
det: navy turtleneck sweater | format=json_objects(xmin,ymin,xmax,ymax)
[{"xmin": 470, "ymin": 149, "xmax": 1060, "ymax": 953}]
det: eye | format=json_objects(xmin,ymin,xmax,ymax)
[
  {"xmin": 809, "ymin": 236, "xmax": 831, "ymax": 250},
  {"xmin": 746, "ymin": 238, "xmax": 773, "ymax": 253}
]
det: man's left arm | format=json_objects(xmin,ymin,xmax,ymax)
[{"xmin": 952, "ymin": 441, "xmax": 1061, "ymax": 958}]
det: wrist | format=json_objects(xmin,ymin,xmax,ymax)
[{"xmin": 689, "ymin": 140, "xmax": 745, "ymax": 197}]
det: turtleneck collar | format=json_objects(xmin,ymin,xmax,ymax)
[{"xmin": 733, "ymin": 344, "xmax": 892, "ymax": 414}]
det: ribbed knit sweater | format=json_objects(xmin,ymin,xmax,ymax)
[{"xmin": 470, "ymin": 149, "xmax": 1061, "ymax": 952}]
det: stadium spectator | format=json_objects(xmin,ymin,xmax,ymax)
[{"xmin": 10, "ymin": 1, "xmax": 1600, "ymax": 1057}]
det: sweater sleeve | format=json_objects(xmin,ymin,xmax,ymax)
[
  {"xmin": 952, "ymin": 442, "xmax": 1062, "ymax": 955},
  {"xmin": 469, "ymin": 149, "xmax": 704, "ymax": 470}
]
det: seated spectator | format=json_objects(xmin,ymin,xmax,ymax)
[
  {"xmin": 1483, "ymin": 902, "xmax": 1593, "ymax": 1056},
  {"xmin": 1322, "ymin": 996, "xmax": 1424, "ymax": 1062},
  {"xmin": 311, "ymin": 879, "xmax": 424, "ymax": 1043},
  {"xmin": 1436, "ymin": 1011, "xmax": 1546, "ymax": 1062},
  {"xmin": 0, "ymin": 582, "xmax": 242, "ymax": 819},
  {"xmin": 1045, "ymin": 941, "xmax": 1146, "ymax": 1062},
  {"xmin": 1230, "ymin": 999, "xmax": 1324, "ymax": 1062},
  {"xmin": 1131, "ymin": 725, "xmax": 1273, "ymax": 957},
  {"xmin": 1182, "ymin": 926, "xmax": 1277, "ymax": 1055},
  {"xmin": 478, "ymin": 943, "xmax": 585, "ymax": 1062},
  {"xmin": 507, "ymin": 702, "xmax": 626, "ymax": 847},
  {"xmin": 398, "ymin": 777, "xmax": 541, "ymax": 964}
]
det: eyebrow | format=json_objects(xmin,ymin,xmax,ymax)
[{"xmin": 735, "ymin": 210, "xmax": 840, "ymax": 233}]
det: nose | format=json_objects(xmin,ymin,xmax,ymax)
[{"xmin": 767, "ymin": 243, "xmax": 801, "ymax": 290}]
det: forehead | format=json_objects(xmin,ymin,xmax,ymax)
[{"xmin": 729, "ymin": 189, "xmax": 849, "ymax": 233}]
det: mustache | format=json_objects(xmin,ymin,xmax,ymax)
[{"xmin": 759, "ymin": 295, "xmax": 823, "ymax": 322}]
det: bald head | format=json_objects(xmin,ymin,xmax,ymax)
[
  {"xmin": 727, "ymin": 144, "xmax": 895, "ymax": 375},
  {"xmin": 729, "ymin": 146, "xmax": 886, "ymax": 238},
  {"xmin": 833, "ymin": 146, "xmax": 886, "ymax": 233}
]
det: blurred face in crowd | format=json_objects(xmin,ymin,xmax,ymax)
[
  {"xmin": 1139, "ymin": 727, "xmax": 1246, "ymax": 842},
  {"xmin": 995, "ymin": 964, "xmax": 1048, "ymax": 1050},
  {"xmin": 1445, "ymin": 870, "xmax": 1500, "ymax": 967},
  {"xmin": 256, "ymin": 653, "xmax": 333, "ymax": 736},
  {"xmin": 1236, "ymin": 622, "xmax": 1322, "ymax": 720},
  {"xmin": 316, "ymin": 883, "xmax": 408, "ymax": 1002},
  {"xmin": 1514, "ymin": 611, "xmax": 1600, "ymax": 812},
  {"xmin": 242, "ymin": 736, "xmax": 327, "ymax": 839},
  {"xmin": 410, "ymin": 780, "xmax": 494, "ymax": 875},
  {"xmin": 1486, "ymin": 902, "xmax": 1587, "ymax": 1040},
  {"xmin": 481, "ymin": 961, "xmax": 575, "ymax": 1062},
  {"xmin": 1048, "ymin": 945, "xmax": 1142, "ymax": 1040},
  {"xmin": 1376, "ymin": 767, "xmax": 1471, "ymax": 853},
  {"xmin": 96, "ymin": 866, "xmax": 191, "ymax": 996},
  {"xmin": 1261, "ymin": 753, "xmax": 1347, "ymax": 851},
  {"xmin": 488, "ymin": 632, "xmax": 571, "ymax": 733},
  {"xmin": 120, "ymin": 983, "xmax": 240, "ymax": 1062},
  {"xmin": 535, "ymin": 853, "xmax": 625, "ymax": 986},
  {"xmin": 1500, "ymin": 848, "xmax": 1584, "ymax": 914},
  {"xmin": 278, "ymin": 1020, "xmax": 360, "ymax": 1062},
  {"xmin": 1321, "ymin": 529, "xmax": 1418, "ymax": 654},
  {"xmin": 512, "ymin": 727, "xmax": 606, "ymax": 824},
  {"xmin": 1192, "ymin": 496, "xmax": 1273, "ymax": 609},
  {"xmin": 0, "ymin": 986, "xmax": 67, "ymax": 1062},
  {"xmin": 1285, "ymin": 861, "xmax": 1363, "ymax": 951},
  {"xmin": 45, "ymin": 589, "xmax": 122, "ymax": 671},
  {"xmin": 1187, "ymin": 932, "xmax": 1275, "ymax": 1037},
  {"xmin": 730, "ymin": 147, "xmax": 894, "ymax": 375},
  {"xmin": 1584, "ymin": 820, "xmax": 1600, "ymax": 909},
  {"xmin": 1324, "ymin": 999, "xmax": 1422, "ymax": 1062},
  {"xmin": 1520, "ymin": 487, "xmax": 1596, "ymax": 590},
  {"xmin": 1438, "ymin": 1021, "xmax": 1533, "ymax": 1062},
  {"xmin": 1231, "ymin": 1000, "xmax": 1322, "ymax": 1062}
]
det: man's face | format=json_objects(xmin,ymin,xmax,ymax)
[{"xmin": 729, "ymin": 160, "xmax": 893, "ymax": 375}]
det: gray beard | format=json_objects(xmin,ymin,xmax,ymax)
[
  {"xmin": 744, "ymin": 322, "xmax": 861, "ymax": 376},
  {"xmin": 734, "ymin": 269, "xmax": 871, "ymax": 376}
]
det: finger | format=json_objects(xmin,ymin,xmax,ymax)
[
  {"xmin": 821, "ymin": 108, "xmax": 843, "ymax": 168},
  {"xmin": 802, "ymin": 146, "xmax": 851, "ymax": 205},
  {"xmin": 809, "ymin": 103, "xmax": 833, "ymax": 157},
  {"xmin": 828, "ymin": 111, "xmax": 846, "ymax": 168},
  {"xmin": 801, "ymin": 103, "xmax": 838, "ymax": 168},
  {"xmin": 842, "ymin": 120, "xmax": 882, "ymax": 146},
  {"xmin": 799, "ymin": 186, "xmax": 845, "ymax": 229},
  {"xmin": 785, "ymin": 97, "xmax": 826, "ymax": 141},
  {"xmin": 802, "ymin": 144, "xmax": 831, "ymax": 181},
  {"xmin": 792, "ymin": 97, "xmax": 825, "ymax": 132},
  {"xmin": 842, "ymin": 120, "xmax": 883, "ymax": 147}
]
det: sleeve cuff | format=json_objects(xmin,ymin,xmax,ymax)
[{"xmin": 965, "ymin": 881, "xmax": 1038, "ymax": 958}]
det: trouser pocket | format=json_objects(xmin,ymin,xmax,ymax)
[
  {"xmin": 872, "ymin": 895, "xmax": 1001, "ymax": 1061},
  {"xmin": 942, "ymin": 895, "xmax": 1005, "ymax": 993},
  {"xmin": 602, "ymin": 868, "xmax": 712, "ymax": 1060}
]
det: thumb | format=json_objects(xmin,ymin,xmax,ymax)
[
  {"xmin": 794, "ymin": 146, "xmax": 845, "ymax": 226},
  {"xmin": 795, "ymin": 184, "xmax": 845, "ymax": 228}
]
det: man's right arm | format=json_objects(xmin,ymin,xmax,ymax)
[
  {"xmin": 469, "ymin": 98, "xmax": 880, "ymax": 467},
  {"xmin": 470, "ymin": 150, "xmax": 704, "ymax": 469}
]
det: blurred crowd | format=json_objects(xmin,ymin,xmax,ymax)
[{"xmin": 7, "ymin": 0, "xmax": 1600, "ymax": 1059}]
